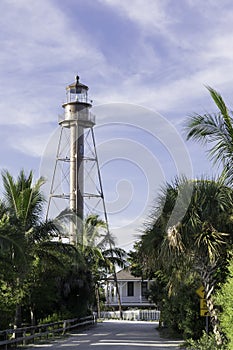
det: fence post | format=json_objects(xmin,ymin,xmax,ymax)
[
  {"xmin": 63, "ymin": 320, "xmax": 67, "ymax": 335},
  {"xmin": 23, "ymin": 329, "xmax": 26, "ymax": 346},
  {"xmin": 4, "ymin": 330, "xmax": 8, "ymax": 350}
]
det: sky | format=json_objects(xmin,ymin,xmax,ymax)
[{"xmin": 0, "ymin": 0, "xmax": 233, "ymax": 250}]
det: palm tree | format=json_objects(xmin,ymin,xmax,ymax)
[
  {"xmin": 95, "ymin": 246, "xmax": 127, "ymax": 318},
  {"xmin": 140, "ymin": 177, "xmax": 233, "ymax": 345},
  {"xmin": 184, "ymin": 86, "xmax": 233, "ymax": 184},
  {"xmin": 79, "ymin": 215, "xmax": 127, "ymax": 318},
  {"xmin": 0, "ymin": 170, "xmax": 60, "ymax": 328},
  {"xmin": 55, "ymin": 210, "xmax": 127, "ymax": 318}
]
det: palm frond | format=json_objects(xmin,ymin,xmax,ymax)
[
  {"xmin": 184, "ymin": 87, "xmax": 233, "ymax": 184},
  {"xmin": 206, "ymin": 86, "xmax": 233, "ymax": 137}
]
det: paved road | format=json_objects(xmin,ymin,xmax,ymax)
[{"xmin": 29, "ymin": 320, "xmax": 185, "ymax": 349}]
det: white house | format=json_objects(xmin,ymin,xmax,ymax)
[{"xmin": 104, "ymin": 267, "xmax": 154, "ymax": 309}]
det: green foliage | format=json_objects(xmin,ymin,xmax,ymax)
[
  {"xmin": 183, "ymin": 87, "xmax": 233, "ymax": 346},
  {"xmin": 159, "ymin": 278, "xmax": 205, "ymax": 340},
  {"xmin": 38, "ymin": 313, "xmax": 66, "ymax": 324},
  {"xmin": 0, "ymin": 170, "xmax": 93, "ymax": 328},
  {"xmin": 184, "ymin": 87, "xmax": 233, "ymax": 185},
  {"xmin": 215, "ymin": 258, "xmax": 233, "ymax": 349},
  {"xmin": 129, "ymin": 177, "xmax": 233, "ymax": 344},
  {"xmin": 0, "ymin": 168, "xmax": 127, "ymax": 329},
  {"xmin": 0, "ymin": 281, "xmax": 15, "ymax": 329},
  {"xmin": 146, "ymin": 271, "xmax": 167, "ymax": 308},
  {"xmin": 185, "ymin": 331, "xmax": 226, "ymax": 350},
  {"xmin": 128, "ymin": 241, "xmax": 146, "ymax": 277}
]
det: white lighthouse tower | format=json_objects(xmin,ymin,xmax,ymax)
[
  {"xmin": 62, "ymin": 75, "xmax": 95, "ymax": 220},
  {"xmin": 47, "ymin": 76, "xmax": 97, "ymax": 244}
]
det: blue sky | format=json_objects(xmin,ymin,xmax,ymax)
[{"xmin": 0, "ymin": 0, "xmax": 233, "ymax": 249}]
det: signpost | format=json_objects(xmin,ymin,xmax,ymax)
[{"xmin": 196, "ymin": 285, "xmax": 209, "ymax": 332}]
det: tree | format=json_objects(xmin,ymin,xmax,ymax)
[
  {"xmin": 80, "ymin": 215, "xmax": 127, "ymax": 318},
  {"xmin": 184, "ymin": 86, "xmax": 233, "ymax": 185},
  {"xmin": 138, "ymin": 177, "xmax": 233, "ymax": 345},
  {"xmin": 0, "ymin": 170, "xmax": 61, "ymax": 328},
  {"xmin": 55, "ymin": 211, "xmax": 127, "ymax": 318}
]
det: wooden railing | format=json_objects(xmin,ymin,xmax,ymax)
[{"xmin": 0, "ymin": 315, "xmax": 96, "ymax": 349}]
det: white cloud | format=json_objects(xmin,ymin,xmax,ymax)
[
  {"xmin": 11, "ymin": 129, "xmax": 53, "ymax": 158},
  {"xmin": 98, "ymin": 0, "xmax": 172, "ymax": 34},
  {"xmin": 0, "ymin": 0, "xmax": 109, "ymax": 126},
  {"xmin": 94, "ymin": 0, "xmax": 233, "ymax": 119},
  {"xmin": 0, "ymin": 0, "xmax": 105, "ymax": 72}
]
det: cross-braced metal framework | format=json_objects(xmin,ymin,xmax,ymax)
[
  {"xmin": 46, "ymin": 76, "xmax": 112, "ymax": 246},
  {"xmin": 46, "ymin": 125, "xmax": 107, "ymax": 229}
]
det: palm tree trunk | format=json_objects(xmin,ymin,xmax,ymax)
[
  {"xmin": 13, "ymin": 304, "xmax": 22, "ymax": 338},
  {"xmin": 113, "ymin": 269, "xmax": 123, "ymax": 319},
  {"xmin": 95, "ymin": 283, "xmax": 101, "ymax": 319},
  {"xmin": 30, "ymin": 304, "xmax": 36, "ymax": 326},
  {"xmin": 13, "ymin": 277, "xmax": 23, "ymax": 336},
  {"xmin": 106, "ymin": 244, "xmax": 123, "ymax": 319},
  {"xmin": 206, "ymin": 296, "xmax": 222, "ymax": 345},
  {"xmin": 199, "ymin": 263, "xmax": 223, "ymax": 346}
]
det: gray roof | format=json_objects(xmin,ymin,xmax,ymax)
[{"xmin": 107, "ymin": 267, "xmax": 142, "ymax": 281}]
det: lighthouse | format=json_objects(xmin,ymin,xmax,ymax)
[
  {"xmin": 47, "ymin": 76, "xmax": 96, "ymax": 244},
  {"xmin": 61, "ymin": 75, "xmax": 95, "ymax": 220}
]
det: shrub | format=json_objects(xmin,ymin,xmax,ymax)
[
  {"xmin": 215, "ymin": 258, "xmax": 233, "ymax": 349},
  {"xmin": 185, "ymin": 331, "xmax": 226, "ymax": 350}
]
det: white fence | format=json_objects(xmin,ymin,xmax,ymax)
[{"xmin": 100, "ymin": 309, "xmax": 160, "ymax": 321}]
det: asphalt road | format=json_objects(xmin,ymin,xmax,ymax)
[{"xmin": 29, "ymin": 320, "xmax": 185, "ymax": 349}]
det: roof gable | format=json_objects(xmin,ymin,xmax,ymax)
[{"xmin": 107, "ymin": 267, "xmax": 142, "ymax": 281}]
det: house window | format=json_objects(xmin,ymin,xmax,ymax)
[
  {"xmin": 141, "ymin": 281, "xmax": 148, "ymax": 298},
  {"xmin": 127, "ymin": 282, "xmax": 134, "ymax": 296}
]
